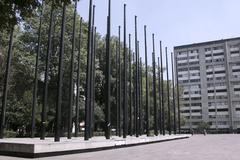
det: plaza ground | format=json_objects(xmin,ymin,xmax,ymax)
[{"xmin": 0, "ymin": 134, "xmax": 240, "ymax": 160}]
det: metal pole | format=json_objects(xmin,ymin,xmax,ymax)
[
  {"xmin": 128, "ymin": 34, "xmax": 132, "ymax": 136},
  {"xmin": 89, "ymin": 4, "xmax": 95, "ymax": 138},
  {"xmin": 144, "ymin": 25, "xmax": 150, "ymax": 136},
  {"xmin": 160, "ymin": 41, "xmax": 165, "ymax": 135},
  {"xmin": 75, "ymin": 17, "xmax": 83, "ymax": 137},
  {"xmin": 116, "ymin": 41, "xmax": 119, "ymax": 136},
  {"xmin": 104, "ymin": 0, "xmax": 111, "ymax": 139},
  {"xmin": 157, "ymin": 57, "xmax": 162, "ymax": 135},
  {"xmin": 123, "ymin": 4, "xmax": 128, "ymax": 138},
  {"xmin": 84, "ymin": 0, "xmax": 93, "ymax": 141},
  {"xmin": 41, "ymin": 2, "xmax": 54, "ymax": 140},
  {"xmin": 171, "ymin": 52, "xmax": 177, "ymax": 134},
  {"xmin": 137, "ymin": 41, "xmax": 141, "ymax": 135},
  {"xmin": 132, "ymin": 52, "xmax": 136, "ymax": 135},
  {"xmin": 55, "ymin": 3, "xmax": 67, "ymax": 142},
  {"xmin": 175, "ymin": 52, "xmax": 181, "ymax": 134},
  {"xmin": 166, "ymin": 47, "xmax": 171, "ymax": 135},
  {"xmin": 31, "ymin": 2, "xmax": 44, "ymax": 138},
  {"xmin": 152, "ymin": 34, "xmax": 158, "ymax": 136},
  {"xmin": 134, "ymin": 16, "xmax": 139, "ymax": 137},
  {"xmin": 0, "ymin": 24, "xmax": 14, "ymax": 139},
  {"xmin": 68, "ymin": 0, "xmax": 77, "ymax": 139},
  {"xmin": 139, "ymin": 58, "xmax": 143, "ymax": 135},
  {"xmin": 91, "ymin": 27, "xmax": 97, "ymax": 137},
  {"xmin": 118, "ymin": 26, "xmax": 122, "ymax": 137}
]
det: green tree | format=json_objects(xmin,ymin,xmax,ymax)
[
  {"xmin": 197, "ymin": 121, "xmax": 210, "ymax": 133},
  {"xmin": 0, "ymin": 0, "xmax": 75, "ymax": 31}
]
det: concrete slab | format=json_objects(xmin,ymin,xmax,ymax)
[{"xmin": 0, "ymin": 134, "xmax": 190, "ymax": 158}]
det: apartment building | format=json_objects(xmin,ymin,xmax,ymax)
[{"xmin": 174, "ymin": 37, "xmax": 240, "ymax": 132}]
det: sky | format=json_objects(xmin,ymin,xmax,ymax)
[{"xmin": 77, "ymin": 0, "xmax": 240, "ymax": 78}]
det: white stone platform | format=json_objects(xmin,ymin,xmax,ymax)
[{"xmin": 0, "ymin": 134, "xmax": 190, "ymax": 158}]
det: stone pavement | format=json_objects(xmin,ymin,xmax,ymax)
[{"xmin": 1, "ymin": 134, "xmax": 240, "ymax": 160}]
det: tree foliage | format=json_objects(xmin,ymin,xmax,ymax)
[{"xmin": 0, "ymin": 0, "xmax": 75, "ymax": 31}]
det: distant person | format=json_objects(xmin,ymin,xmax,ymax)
[
  {"xmin": 190, "ymin": 129, "xmax": 194, "ymax": 136},
  {"xmin": 203, "ymin": 129, "xmax": 207, "ymax": 136}
]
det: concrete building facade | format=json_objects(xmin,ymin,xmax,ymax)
[{"xmin": 174, "ymin": 37, "xmax": 240, "ymax": 132}]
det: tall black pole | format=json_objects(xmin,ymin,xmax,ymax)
[
  {"xmin": 123, "ymin": 4, "xmax": 128, "ymax": 138},
  {"xmin": 104, "ymin": 0, "xmax": 111, "ymax": 139},
  {"xmin": 0, "ymin": 24, "xmax": 14, "ymax": 139},
  {"xmin": 166, "ymin": 47, "xmax": 171, "ymax": 135},
  {"xmin": 31, "ymin": 3, "xmax": 44, "ymax": 138},
  {"xmin": 41, "ymin": 2, "xmax": 54, "ymax": 140},
  {"xmin": 157, "ymin": 57, "xmax": 162, "ymax": 135},
  {"xmin": 89, "ymin": 5, "xmax": 96, "ymax": 138},
  {"xmin": 134, "ymin": 16, "xmax": 139, "ymax": 137},
  {"xmin": 116, "ymin": 41, "xmax": 119, "ymax": 136},
  {"xmin": 84, "ymin": 0, "xmax": 93, "ymax": 141},
  {"xmin": 132, "ymin": 51, "xmax": 136, "ymax": 135},
  {"xmin": 175, "ymin": 53, "xmax": 181, "ymax": 134},
  {"xmin": 55, "ymin": 3, "xmax": 67, "ymax": 142},
  {"xmin": 75, "ymin": 17, "xmax": 82, "ymax": 137},
  {"xmin": 152, "ymin": 34, "xmax": 158, "ymax": 136},
  {"xmin": 117, "ymin": 26, "xmax": 122, "ymax": 137},
  {"xmin": 144, "ymin": 25, "xmax": 149, "ymax": 136},
  {"xmin": 137, "ymin": 41, "xmax": 141, "ymax": 135},
  {"xmin": 91, "ymin": 27, "xmax": 97, "ymax": 137},
  {"xmin": 139, "ymin": 57, "xmax": 143, "ymax": 135},
  {"xmin": 171, "ymin": 52, "xmax": 177, "ymax": 134},
  {"xmin": 128, "ymin": 34, "xmax": 132, "ymax": 136},
  {"xmin": 68, "ymin": 0, "xmax": 77, "ymax": 139},
  {"xmin": 160, "ymin": 41, "xmax": 165, "ymax": 135}
]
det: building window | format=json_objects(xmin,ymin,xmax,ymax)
[
  {"xmin": 189, "ymin": 61, "xmax": 199, "ymax": 65},
  {"xmin": 208, "ymin": 90, "xmax": 214, "ymax": 93},
  {"xmin": 189, "ymin": 66, "xmax": 200, "ymax": 70},
  {"xmin": 191, "ymin": 103, "xmax": 202, "ymax": 106},
  {"xmin": 209, "ymin": 109, "xmax": 215, "ymax": 112},
  {"xmin": 190, "ymin": 79, "xmax": 200, "ymax": 83},
  {"xmin": 206, "ymin": 60, "xmax": 212, "ymax": 63},
  {"xmin": 178, "ymin": 68, "xmax": 188, "ymax": 72},
  {"xmin": 191, "ymin": 97, "xmax": 201, "ymax": 101},
  {"xmin": 216, "ymin": 89, "xmax": 227, "ymax": 92},
  {"xmin": 234, "ymin": 88, "xmax": 240, "ymax": 92},
  {"xmin": 213, "ymin": 46, "xmax": 224, "ymax": 50},
  {"xmin": 217, "ymin": 108, "xmax": 228, "ymax": 112},
  {"xmin": 205, "ymin": 48, "xmax": 211, "ymax": 52},
  {"xmin": 215, "ymin": 70, "xmax": 225, "ymax": 74},
  {"xmin": 213, "ymin": 52, "xmax": 224, "ymax": 56}
]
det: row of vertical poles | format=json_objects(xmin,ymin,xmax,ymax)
[{"xmin": 0, "ymin": 0, "xmax": 182, "ymax": 140}]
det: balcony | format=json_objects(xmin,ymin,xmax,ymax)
[{"xmin": 212, "ymin": 49, "xmax": 224, "ymax": 54}]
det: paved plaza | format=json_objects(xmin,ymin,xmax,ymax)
[{"xmin": 0, "ymin": 134, "xmax": 240, "ymax": 160}]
